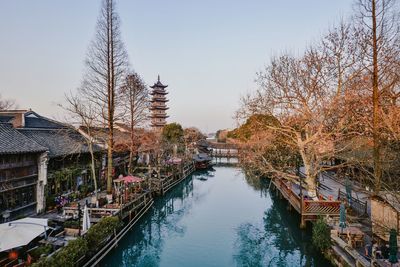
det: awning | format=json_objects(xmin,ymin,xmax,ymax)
[
  {"xmin": 0, "ymin": 217, "xmax": 48, "ymax": 252},
  {"xmin": 113, "ymin": 175, "xmax": 144, "ymax": 184}
]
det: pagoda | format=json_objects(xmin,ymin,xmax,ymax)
[{"xmin": 150, "ymin": 75, "xmax": 169, "ymax": 130}]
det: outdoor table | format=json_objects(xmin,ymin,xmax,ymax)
[{"xmin": 334, "ymin": 226, "xmax": 365, "ymax": 248}]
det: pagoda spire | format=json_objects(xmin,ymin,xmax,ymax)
[{"xmin": 150, "ymin": 75, "xmax": 169, "ymax": 130}]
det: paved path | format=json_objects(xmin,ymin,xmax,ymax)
[
  {"xmin": 297, "ymin": 167, "xmax": 372, "ymax": 215},
  {"xmin": 319, "ymin": 171, "xmax": 371, "ymax": 215}
]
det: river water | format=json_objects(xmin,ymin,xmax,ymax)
[{"xmin": 101, "ymin": 165, "xmax": 332, "ymax": 267}]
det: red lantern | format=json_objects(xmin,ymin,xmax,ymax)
[{"xmin": 8, "ymin": 250, "xmax": 18, "ymax": 260}]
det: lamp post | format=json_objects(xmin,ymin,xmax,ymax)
[
  {"xmin": 297, "ymin": 156, "xmax": 306, "ymax": 229},
  {"xmin": 78, "ymin": 202, "xmax": 81, "ymax": 236}
]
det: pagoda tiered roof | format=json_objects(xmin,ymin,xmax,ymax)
[
  {"xmin": 151, "ymin": 122, "xmax": 167, "ymax": 127},
  {"xmin": 150, "ymin": 113, "xmax": 169, "ymax": 119},
  {"xmin": 150, "ymin": 75, "xmax": 168, "ymax": 89},
  {"xmin": 150, "ymin": 89, "xmax": 168, "ymax": 95},
  {"xmin": 150, "ymin": 97, "xmax": 169, "ymax": 103},
  {"xmin": 150, "ymin": 105, "xmax": 169, "ymax": 110}
]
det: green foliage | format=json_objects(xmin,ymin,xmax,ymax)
[
  {"xmin": 32, "ymin": 238, "xmax": 88, "ymax": 267},
  {"xmin": 30, "ymin": 245, "xmax": 53, "ymax": 260},
  {"xmin": 312, "ymin": 217, "xmax": 332, "ymax": 252},
  {"xmin": 228, "ymin": 114, "xmax": 280, "ymax": 141},
  {"xmin": 46, "ymin": 194, "xmax": 56, "ymax": 209},
  {"xmin": 53, "ymin": 238, "xmax": 88, "ymax": 266},
  {"xmin": 162, "ymin": 123, "xmax": 184, "ymax": 144},
  {"xmin": 32, "ymin": 217, "xmax": 120, "ymax": 266},
  {"xmin": 85, "ymin": 216, "xmax": 121, "ymax": 253}
]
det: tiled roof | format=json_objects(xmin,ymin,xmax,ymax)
[
  {"xmin": 0, "ymin": 123, "xmax": 47, "ymax": 154},
  {"xmin": 19, "ymin": 128, "xmax": 102, "ymax": 158},
  {"xmin": 24, "ymin": 111, "xmax": 68, "ymax": 129}
]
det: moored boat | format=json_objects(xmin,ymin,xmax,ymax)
[{"xmin": 193, "ymin": 153, "xmax": 212, "ymax": 170}]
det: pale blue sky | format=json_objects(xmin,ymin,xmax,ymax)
[{"xmin": 0, "ymin": 0, "xmax": 353, "ymax": 132}]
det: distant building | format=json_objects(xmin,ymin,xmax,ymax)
[
  {"xmin": 0, "ymin": 122, "xmax": 48, "ymax": 222},
  {"xmin": 150, "ymin": 75, "xmax": 169, "ymax": 131}
]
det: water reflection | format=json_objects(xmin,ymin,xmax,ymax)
[
  {"xmin": 103, "ymin": 178, "xmax": 195, "ymax": 267},
  {"xmin": 102, "ymin": 168, "xmax": 331, "ymax": 267},
  {"xmin": 233, "ymin": 173, "xmax": 331, "ymax": 267},
  {"xmin": 193, "ymin": 169, "xmax": 215, "ymax": 181}
]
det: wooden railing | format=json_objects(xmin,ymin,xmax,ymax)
[
  {"xmin": 150, "ymin": 161, "xmax": 195, "ymax": 195},
  {"xmin": 274, "ymin": 178, "xmax": 301, "ymax": 213},
  {"xmin": 303, "ymin": 200, "xmax": 340, "ymax": 216},
  {"xmin": 273, "ymin": 178, "xmax": 341, "ymax": 218},
  {"xmin": 63, "ymin": 206, "xmax": 120, "ymax": 219},
  {"xmin": 338, "ymin": 189, "xmax": 368, "ymax": 216},
  {"xmin": 80, "ymin": 199, "xmax": 154, "ymax": 267}
]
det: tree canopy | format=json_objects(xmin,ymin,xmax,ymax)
[{"xmin": 162, "ymin": 123, "xmax": 184, "ymax": 144}]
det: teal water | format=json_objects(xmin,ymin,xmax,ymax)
[{"xmin": 101, "ymin": 166, "xmax": 332, "ymax": 267}]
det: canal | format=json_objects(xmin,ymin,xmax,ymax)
[{"xmin": 101, "ymin": 165, "xmax": 332, "ymax": 267}]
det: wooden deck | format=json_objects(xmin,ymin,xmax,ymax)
[
  {"xmin": 272, "ymin": 178, "xmax": 341, "ymax": 227},
  {"xmin": 150, "ymin": 161, "xmax": 195, "ymax": 196}
]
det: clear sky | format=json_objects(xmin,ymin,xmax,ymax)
[{"xmin": 0, "ymin": 0, "xmax": 353, "ymax": 133}]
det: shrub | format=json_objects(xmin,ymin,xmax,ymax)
[
  {"xmin": 32, "ymin": 238, "xmax": 88, "ymax": 267},
  {"xmin": 53, "ymin": 237, "xmax": 88, "ymax": 266},
  {"xmin": 85, "ymin": 216, "xmax": 120, "ymax": 253},
  {"xmin": 46, "ymin": 194, "xmax": 56, "ymax": 209},
  {"xmin": 312, "ymin": 217, "xmax": 332, "ymax": 252},
  {"xmin": 33, "ymin": 216, "xmax": 120, "ymax": 266},
  {"xmin": 30, "ymin": 245, "xmax": 53, "ymax": 260}
]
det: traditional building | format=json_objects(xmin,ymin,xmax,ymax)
[
  {"xmin": 150, "ymin": 75, "xmax": 169, "ymax": 131},
  {"xmin": 0, "ymin": 110, "xmax": 103, "ymax": 199},
  {"xmin": 0, "ymin": 122, "xmax": 48, "ymax": 222}
]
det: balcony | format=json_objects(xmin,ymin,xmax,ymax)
[{"xmin": 0, "ymin": 160, "xmax": 36, "ymax": 170}]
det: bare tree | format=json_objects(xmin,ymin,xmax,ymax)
[
  {"xmin": 62, "ymin": 92, "xmax": 100, "ymax": 201},
  {"xmin": 355, "ymin": 0, "xmax": 400, "ymax": 191},
  {"xmin": 320, "ymin": 21, "xmax": 364, "ymax": 96},
  {"xmin": 236, "ymin": 41, "xmax": 362, "ymax": 198},
  {"xmin": 79, "ymin": 0, "xmax": 129, "ymax": 193},
  {"xmin": 0, "ymin": 94, "xmax": 15, "ymax": 110},
  {"xmin": 121, "ymin": 72, "xmax": 149, "ymax": 174}
]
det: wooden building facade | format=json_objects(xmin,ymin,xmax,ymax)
[{"xmin": 0, "ymin": 122, "xmax": 48, "ymax": 222}]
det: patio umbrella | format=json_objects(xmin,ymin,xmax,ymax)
[
  {"xmin": 82, "ymin": 204, "xmax": 91, "ymax": 233},
  {"xmin": 345, "ymin": 176, "xmax": 352, "ymax": 207},
  {"xmin": 389, "ymin": 228, "xmax": 398, "ymax": 264},
  {"xmin": 0, "ymin": 218, "xmax": 48, "ymax": 252},
  {"xmin": 339, "ymin": 203, "xmax": 346, "ymax": 233}
]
